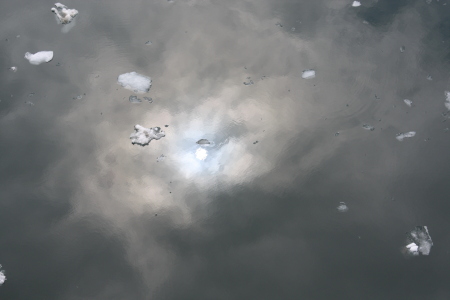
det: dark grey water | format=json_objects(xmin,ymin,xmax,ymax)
[{"xmin": 1, "ymin": 0, "xmax": 450, "ymax": 299}]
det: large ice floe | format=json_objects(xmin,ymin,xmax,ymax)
[
  {"xmin": 0, "ymin": 265, "xmax": 5, "ymax": 286},
  {"xmin": 130, "ymin": 125, "xmax": 165, "ymax": 146},
  {"xmin": 24, "ymin": 51, "xmax": 54, "ymax": 65},
  {"xmin": 51, "ymin": 3, "xmax": 78, "ymax": 24},
  {"xmin": 118, "ymin": 72, "xmax": 152, "ymax": 93},
  {"xmin": 404, "ymin": 226, "xmax": 433, "ymax": 256},
  {"xmin": 396, "ymin": 131, "xmax": 416, "ymax": 141},
  {"xmin": 445, "ymin": 91, "xmax": 450, "ymax": 110}
]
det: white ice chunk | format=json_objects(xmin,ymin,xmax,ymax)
[
  {"xmin": 51, "ymin": 3, "xmax": 78, "ymax": 24},
  {"xmin": 302, "ymin": 69, "xmax": 316, "ymax": 79},
  {"xmin": 337, "ymin": 202, "xmax": 349, "ymax": 212},
  {"xmin": 352, "ymin": 1, "xmax": 361, "ymax": 7},
  {"xmin": 444, "ymin": 91, "xmax": 450, "ymax": 110},
  {"xmin": 130, "ymin": 125, "xmax": 165, "ymax": 146},
  {"xmin": 24, "ymin": 51, "xmax": 53, "ymax": 65},
  {"xmin": 118, "ymin": 72, "xmax": 152, "ymax": 93},
  {"xmin": 8, "ymin": 66, "xmax": 17, "ymax": 72},
  {"xmin": 404, "ymin": 99, "xmax": 413, "ymax": 107},
  {"xmin": 362, "ymin": 124, "xmax": 375, "ymax": 131},
  {"xmin": 0, "ymin": 265, "xmax": 5, "ymax": 286},
  {"xmin": 406, "ymin": 226, "xmax": 433, "ymax": 256},
  {"xmin": 396, "ymin": 131, "xmax": 416, "ymax": 141}
]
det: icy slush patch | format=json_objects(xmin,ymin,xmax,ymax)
[
  {"xmin": 444, "ymin": 91, "xmax": 450, "ymax": 110},
  {"xmin": 405, "ymin": 226, "xmax": 433, "ymax": 256},
  {"xmin": 24, "ymin": 51, "xmax": 53, "ymax": 65},
  {"xmin": 51, "ymin": 3, "xmax": 78, "ymax": 24},
  {"xmin": 302, "ymin": 69, "xmax": 316, "ymax": 79},
  {"xmin": 396, "ymin": 131, "xmax": 416, "ymax": 141},
  {"xmin": 403, "ymin": 99, "xmax": 413, "ymax": 107},
  {"xmin": 352, "ymin": 1, "xmax": 361, "ymax": 7},
  {"xmin": 118, "ymin": 72, "xmax": 152, "ymax": 93},
  {"xmin": 0, "ymin": 265, "xmax": 5, "ymax": 286},
  {"xmin": 130, "ymin": 125, "xmax": 165, "ymax": 146}
]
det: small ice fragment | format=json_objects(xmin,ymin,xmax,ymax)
[
  {"xmin": 51, "ymin": 3, "xmax": 78, "ymax": 24},
  {"xmin": 426, "ymin": 75, "xmax": 433, "ymax": 80},
  {"xmin": 404, "ymin": 99, "xmax": 413, "ymax": 107},
  {"xmin": 352, "ymin": 1, "xmax": 361, "ymax": 7},
  {"xmin": 302, "ymin": 69, "xmax": 316, "ymax": 79},
  {"xmin": 444, "ymin": 91, "xmax": 450, "ymax": 110},
  {"xmin": 72, "ymin": 95, "xmax": 83, "ymax": 100},
  {"xmin": 426, "ymin": 0, "xmax": 432, "ymax": 4},
  {"xmin": 143, "ymin": 97, "xmax": 153, "ymax": 103},
  {"xmin": 253, "ymin": 140, "xmax": 259, "ymax": 144},
  {"xmin": 405, "ymin": 226, "xmax": 433, "ymax": 255},
  {"xmin": 8, "ymin": 66, "xmax": 17, "ymax": 72},
  {"xmin": 130, "ymin": 125, "xmax": 165, "ymax": 146},
  {"xmin": 337, "ymin": 202, "xmax": 349, "ymax": 212},
  {"xmin": 25, "ymin": 101, "xmax": 34, "ymax": 106},
  {"xmin": 243, "ymin": 77, "xmax": 254, "ymax": 85},
  {"xmin": 396, "ymin": 131, "xmax": 416, "ymax": 141},
  {"xmin": 362, "ymin": 124, "xmax": 375, "ymax": 131},
  {"xmin": 0, "ymin": 265, "xmax": 5, "ymax": 286},
  {"xmin": 291, "ymin": 27, "xmax": 296, "ymax": 31},
  {"xmin": 117, "ymin": 72, "xmax": 152, "ymax": 93},
  {"xmin": 129, "ymin": 95, "xmax": 142, "ymax": 103},
  {"xmin": 145, "ymin": 41, "xmax": 152, "ymax": 45},
  {"xmin": 25, "ymin": 51, "xmax": 54, "ymax": 65},
  {"xmin": 275, "ymin": 22, "xmax": 283, "ymax": 27},
  {"xmin": 197, "ymin": 139, "xmax": 211, "ymax": 145},
  {"xmin": 400, "ymin": 46, "xmax": 406, "ymax": 53},
  {"xmin": 335, "ymin": 132, "xmax": 340, "ymax": 137},
  {"xmin": 156, "ymin": 154, "xmax": 166, "ymax": 162}
]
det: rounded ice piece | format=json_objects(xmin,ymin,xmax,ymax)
[
  {"xmin": 337, "ymin": 202, "xmax": 349, "ymax": 212},
  {"xmin": 24, "ymin": 51, "xmax": 54, "ymax": 65},
  {"xmin": 130, "ymin": 124, "xmax": 165, "ymax": 146},
  {"xmin": 51, "ymin": 3, "xmax": 78, "ymax": 24},
  {"xmin": 302, "ymin": 69, "xmax": 316, "ymax": 79},
  {"xmin": 118, "ymin": 72, "xmax": 152, "ymax": 93},
  {"xmin": 352, "ymin": 1, "xmax": 361, "ymax": 7}
]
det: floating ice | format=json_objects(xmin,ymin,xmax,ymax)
[
  {"xmin": 129, "ymin": 95, "xmax": 142, "ymax": 103},
  {"xmin": 25, "ymin": 51, "xmax": 54, "ymax": 65},
  {"xmin": 51, "ymin": 3, "xmax": 78, "ymax": 24},
  {"xmin": 156, "ymin": 154, "xmax": 166, "ymax": 162},
  {"xmin": 118, "ymin": 72, "xmax": 152, "ymax": 93},
  {"xmin": 362, "ymin": 124, "xmax": 375, "ymax": 131},
  {"xmin": 0, "ymin": 265, "xmax": 5, "ymax": 286},
  {"xmin": 405, "ymin": 226, "xmax": 433, "ymax": 256},
  {"xmin": 196, "ymin": 139, "xmax": 211, "ymax": 145},
  {"xmin": 143, "ymin": 97, "xmax": 153, "ymax": 103},
  {"xmin": 400, "ymin": 46, "xmax": 406, "ymax": 53},
  {"xmin": 445, "ymin": 91, "xmax": 450, "ymax": 110},
  {"xmin": 145, "ymin": 41, "xmax": 152, "ymax": 45},
  {"xmin": 396, "ymin": 131, "xmax": 416, "ymax": 141},
  {"xmin": 302, "ymin": 69, "xmax": 316, "ymax": 79},
  {"xmin": 337, "ymin": 202, "xmax": 349, "ymax": 212},
  {"xmin": 275, "ymin": 22, "xmax": 283, "ymax": 27},
  {"xmin": 8, "ymin": 66, "xmax": 17, "ymax": 72},
  {"xmin": 404, "ymin": 99, "xmax": 413, "ymax": 107},
  {"xmin": 243, "ymin": 77, "xmax": 254, "ymax": 85},
  {"xmin": 352, "ymin": 1, "xmax": 361, "ymax": 7},
  {"xmin": 130, "ymin": 125, "xmax": 165, "ymax": 146},
  {"xmin": 426, "ymin": 75, "xmax": 433, "ymax": 81}
]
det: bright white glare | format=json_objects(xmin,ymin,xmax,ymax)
[{"xmin": 195, "ymin": 148, "xmax": 208, "ymax": 160}]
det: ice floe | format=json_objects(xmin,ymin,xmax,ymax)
[
  {"xmin": 118, "ymin": 72, "xmax": 152, "ymax": 93},
  {"xmin": 51, "ymin": 3, "xmax": 78, "ymax": 24},
  {"xmin": 396, "ymin": 131, "xmax": 416, "ymax": 141},
  {"xmin": 156, "ymin": 154, "xmax": 166, "ymax": 162},
  {"xmin": 0, "ymin": 265, "xmax": 5, "ymax": 286},
  {"xmin": 404, "ymin": 226, "xmax": 433, "ymax": 256},
  {"xmin": 129, "ymin": 95, "xmax": 142, "ymax": 103},
  {"xmin": 196, "ymin": 139, "xmax": 211, "ymax": 145},
  {"xmin": 25, "ymin": 51, "xmax": 54, "ymax": 65},
  {"xmin": 8, "ymin": 66, "xmax": 17, "ymax": 72},
  {"xmin": 400, "ymin": 46, "xmax": 406, "ymax": 53},
  {"xmin": 143, "ymin": 97, "xmax": 153, "ymax": 103},
  {"xmin": 362, "ymin": 124, "xmax": 375, "ymax": 131},
  {"xmin": 337, "ymin": 202, "xmax": 349, "ymax": 212},
  {"xmin": 130, "ymin": 125, "xmax": 165, "ymax": 146},
  {"xmin": 302, "ymin": 69, "xmax": 316, "ymax": 79},
  {"xmin": 444, "ymin": 91, "xmax": 450, "ymax": 110},
  {"xmin": 243, "ymin": 77, "xmax": 254, "ymax": 85},
  {"xmin": 403, "ymin": 99, "xmax": 413, "ymax": 107},
  {"xmin": 352, "ymin": 1, "xmax": 361, "ymax": 7}
]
